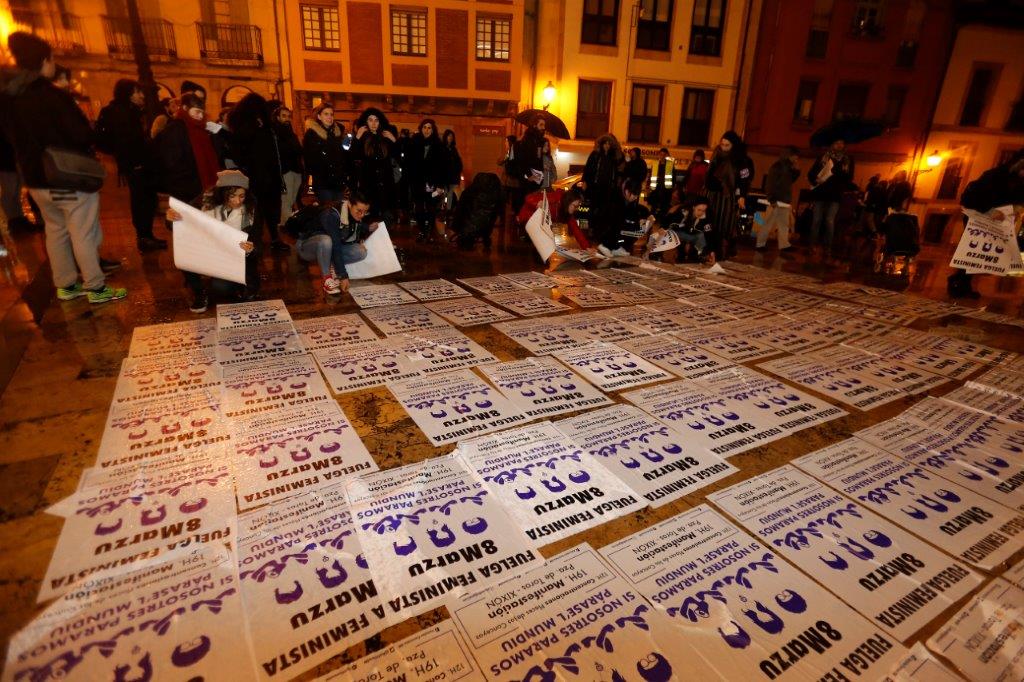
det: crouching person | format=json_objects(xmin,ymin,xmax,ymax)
[
  {"xmin": 167, "ymin": 170, "xmax": 258, "ymax": 312},
  {"xmin": 295, "ymin": 192, "xmax": 374, "ymax": 296}
]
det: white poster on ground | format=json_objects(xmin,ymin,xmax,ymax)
[
  {"xmin": 316, "ymin": 620, "xmax": 483, "ymax": 682},
  {"xmin": 558, "ymin": 285, "xmax": 634, "ymax": 308},
  {"xmin": 601, "ymin": 505, "xmax": 907, "ymax": 681},
  {"xmin": 555, "ymin": 404, "xmax": 736, "ymax": 507},
  {"xmin": 5, "ymin": 546, "xmax": 255, "ymax": 682},
  {"xmin": 794, "ymin": 438, "xmax": 1024, "ymax": 571},
  {"xmin": 348, "ymin": 283, "xmax": 418, "ymax": 308},
  {"xmin": 972, "ymin": 365, "xmax": 1024, "ymax": 399},
  {"xmin": 646, "ymin": 299, "xmax": 740, "ymax": 328},
  {"xmin": 390, "ymin": 328, "xmax": 499, "ymax": 375},
  {"xmin": 216, "ymin": 323, "xmax": 306, "ymax": 368},
  {"xmin": 113, "ymin": 348, "xmax": 221, "ymax": 407},
  {"xmin": 237, "ymin": 486, "xmax": 390, "ymax": 681},
  {"xmin": 926, "ymin": 579, "xmax": 1024, "ymax": 681},
  {"xmin": 498, "ymin": 271, "xmax": 558, "ymax": 289},
  {"xmin": 313, "ymin": 340, "xmax": 423, "ymax": 393},
  {"xmin": 478, "ymin": 356, "xmax": 612, "ymax": 419},
  {"xmin": 220, "ymin": 353, "xmax": 332, "ymax": 420},
  {"xmin": 709, "ymin": 466, "xmax": 982, "ymax": 641},
  {"xmin": 809, "ymin": 344, "xmax": 949, "ymax": 395},
  {"xmin": 388, "ymin": 369, "xmax": 528, "ymax": 446},
  {"xmin": 458, "ymin": 422, "xmax": 644, "ymax": 544},
  {"xmin": 758, "ymin": 355, "xmax": 905, "ymax": 411},
  {"xmin": 676, "ymin": 292, "xmax": 775, "ymax": 320},
  {"xmin": 605, "ymin": 306, "xmax": 694, "ymax": 335},
  {"xmin": 128, "ymin": 318, "xmax": 217, "ymax": 358},
  {"xmin": 942, "ymin": 385, "xmax": 1024, "ymax": 424},
  {"xmin": 398, "ymin": 278, "xmax": 473, "ymax": 301},
  {"xmin": 556, "ymin": 341, "xmax": 671, "ymax": 392},
  {"xmin": 345, "ymin": 455, "xmax": 542, "ymax": 620},
  {"xmin": 492, "ymin": 317, "xmax": 580, "ymax": 354},
  {"xmin": 231, "ymin": 402, "xmax": 376, "ymax": 511},
  {"xmin": 171, "ymin": 196, "xmax": 247, "ymax": 285},
  {"xmin": 485, "ymin": 290, "xmax": 572, "ymax": 317},
  {"xmin": 587, "ymin": 282, "xmax": 676, "ymax": 304},
  {"xmin": 449, "ymin": 543, "xmax": 719, "ymax": 681},
  {"xmin": 293, "ymin": 313, "xmax": 379, "ymax": 351},
  {"xmin": 424, "ymin": 296, "xmax": 516, "ymax": 326},
  {"xmin": 883, "ymin": 642, "xmax": 962, "ymax": 682},
  {"xmin": 848, "ymin": 338, "xmax": 982, "ymax": 380},
  {"xmin": 345, "ymin": 223, "xmax": 402, "ymax": 279},
  {"xmin": 216, "ymin": 299, "xmax": 292, "ymax": 331},
  {"xmin": 618, "ymin": 333, "xmax": 733, "ymax": 380},
  {"xmin": 559, "ymin": 311, "xmax": 649, "ymax": 344},
  {"xmin": 727, "ymin": 316, "xmax": 834, "ymax": 355},
  {"xmin": 362, "ymin": 303, "xmax": 453, "ymax": 336},
  {"xmin": 457, "ymin": 275, "xmax": 527, "ymax": 295}
]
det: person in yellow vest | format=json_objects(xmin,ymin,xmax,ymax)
[{"xmin": 647, "ymin": 147, "xmax": 674, "ymax": 218}]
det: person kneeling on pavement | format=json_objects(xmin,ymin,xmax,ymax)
[
  {"xmin": 292, "ymin": 192, "xmax": 375, "ymax": 296},
  {"xmin": 166, "ymin": 170, "xmax": 257, "ymax": 313},
  {"xmin": 646, "ymin": 196, "xmax": 717, "ymax": 264}
]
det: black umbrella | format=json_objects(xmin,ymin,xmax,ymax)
[
  {"xmin": 515, "ymin": 109, "xmax": 571, "ymax": 139},
  {"xmin": 810, "ymin": 117, "xmax": 886, "ymax": 148}
]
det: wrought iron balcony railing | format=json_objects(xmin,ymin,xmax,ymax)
[
  {"xmin": 9, "ymin": 10, "xmax": 86, "ymax": 55},
  {"xmin": 101, "ymin": 16, "xmax": 177, "ymax": 61},
  {"xmin": 196, "ymin": 22, "xmax": 263, "ymax": 66}
]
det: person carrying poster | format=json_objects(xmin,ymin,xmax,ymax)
[
  {"xmin": 294, "ymin": 192, "xmax": 377, "ymax": 296},
  {"xmin": 947, "ymin": 149, "xmax": 1024, "ymax": 298}
]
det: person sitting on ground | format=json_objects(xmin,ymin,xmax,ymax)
[
  {"xmin": 295, "ymin": 192, "xmax": 376, "ymax": 296},
  {"xmin": 516, "ymin": 186, "xmax": 592, "ymax": 251},
  {"xmin": 647, "ymin": 196, "xmax": 715, "ymax": 264},
  {"xmin": 597, "ymin": 180, "xmax": 648, "ymax": 258},
  {"xmin": 166, "ymin": 170, "xmax": 257, "ymax": 313}
]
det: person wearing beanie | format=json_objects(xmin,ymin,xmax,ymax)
[
  {"xmin": 166, "ymin": 170, "xmax": 257, "ymax": 312},
  {"xmin": 3, "ymin": 32, "xmax": 126, "ymax": 304}
]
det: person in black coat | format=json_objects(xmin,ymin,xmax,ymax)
[
  {"xmin": 624, "ymin": 147, "xmax": 649, "ymax": 188},
  {"xmin": 515, "ymin": 116, "xmax": 546, "ymax": 193},
  {"xmin": 303, "ymin": 102, "xmax": 348, "ymax": 203},
  {"xmin": 273, "ymin": 105, "xmax": 304, "ymax": 225},
  {"xmin": 807, "ymin": 139, "xmax": 855, "ymax": 256},
  {"xmin": 96, "ymin": 79, "xmax": 165, "ymax": 251},
  {"xmin": 407, "ymin": 118, "xmax": 446, "ymax": 241},
  {"xmin": 227, "ymin": 93, "xmax": 289, "ymax": 252},
  {"xmin": 582, "ymin": 134, "xmax": 625, "ymax": 257},
  {"xmin": 705, "ymin": 130, "xmax": 754, "ymax": 260},
  {"xmin": 440, "ymin": 129, "xmax": 463, "ymax": 219},
  {"xmin": 353, "ymin": 106, "xmax": 397, "ymax": 226},
  {"xmin": 153, "ymin": 93, "xmax": 224, "ymax": 204}
]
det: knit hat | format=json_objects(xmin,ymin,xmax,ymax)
[
  {"xmin": 181, "ymin": 80, "xmax": 205, "ymax": 97},
  {"xmin": 215, "ymin": 170, "xmax": 249, "ymax": 190},
  {"xmin": 8, "ymin": 32, "xmax": 52, "ymax": 71}
]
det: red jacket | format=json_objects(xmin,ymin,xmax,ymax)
[{"xmin": 518, "ymin": 189, "xmax": 590, "ymax": 249}]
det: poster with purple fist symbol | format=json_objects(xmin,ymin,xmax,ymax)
[
  {"xmin": 601, "ymin": 505, "xmax": 907, "ymax": 681},
  {"xmin": 556, "ymin": 342, "xmax": 670, "ymax": 392},
  {"xmin": 709, "ymin": 466, "xmax": 982, "ymax": 641},
  {"xmin": 128, "ymin": 318, "xmax": 217, "ymax": 358},
  {"xmin": 217, "ymin": 299, "xmax": 293, "ymax": 331},
  {"xmin": 221, "ymin": 354, "xmax": 333, "ymax": 419},
  {"xmin": 313, "ymin": 340, "xmax": 423, "ymax": 393},
  {"xmin": 362, "ymin": 303, "xmax": 454, "ymax": 337},
  {"xmin": 345, "ymin": 454, "xmax": 542, "ymax": 620},
  {"xmin": 478, "ymin": 356, "xmax": 613, "ymax": 420},
  {"xmin": 113, "ymin": 348, "xmax": 221, "ymax": 407},
  {"xmin": 390, "ymin": 328, "xmax": 499, "ymax": 375},
  {"xmin": 293, "ymin": 313, "xmax": 380, "ymax": 351},
  {"xmin": 757, "ymin": 356, "xmax": 904, "ymax": 411}
]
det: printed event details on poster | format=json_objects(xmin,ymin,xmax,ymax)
[
  {"xmin": 220, "ymin": 354, "xmax": 333, "ymax": 419},
  {"xmin": 926, "ymin": 578, "xmax": 1024, "ymax": 681},
  {"xmin": 882, "ymin": 643, "xmax": 961, "ymax": 682},
  {"xmin": 390, "ymin": 328, "xmax": 499, "ymax": 375},
  {"xmin": 709, "ymin": 466, "xmax": 982, "ymax": 641},
  {"xmin": 457, "ymin": 275, "xmax": 528, "ymax": 295},
  {"xmin": 237, "ymin": 486, "xmax": 391, "ymax": 681},
  {"xmin": 345, "ymin": 455, "xmax": 542, "ymax": 620},
  {"xmin": 606, "ymin": 306, "xmax": 693, "ymax": 335},
  {"xmin": 757, "ymin": 356, "xmax": 905, "ymax": 411},
  {"xmin": 951, "ymin": 206, "xmax": 1022, "ymax": 275},
  {"xmin": 216, "ymin": 323, "xmax": 306, "ymax": 368},
  {"xmin": 388, "ymin": 369, "xmax": 528, "ymax": 445},
  {"xmin": 600, "ymin": 505, "xmax": 907, "ymax": 680},
  {"xmin": 498, "ymin": 270, "xmax": 559, "ymax": 289},
  {"xmin": 317, "ymin": 620, "xmax": 483, "ymax": 681},
  {"xmin": 793, "ymin": 438, "xmax": 1024, "ymax": 571},
  {"xmin": 313, "ymin": 340, "xmax": 423, "ymax": 393},
  {"xmin": 486, "ymin": 290, "xmax": 572, "ymax": 317},
  {"xmin": 478, "ymin": 356, "xmax": 613, "ymax": 420},
  {"xmin": 4, "ymin": 546, "xmax": 255, "ymax": 682},
  {"xmin": 808, "ymin": 345, "xmax": 949, "ymax": 396},
  {"xmin": 555, "ymin": 404, "xmax": 736, "ymax": 507},
  {"xmin": 348, "ymin": 283, "xmax": 418, "ymax": 308},
  {"xmin": 618, "ymin": 333, "xmax": 734, "ymax": 380},
  {"xmin": 458, "ymin": 422, "xmax": 644, "ymax": 544},
  {"xmin": 128, "ymin": 318, "xmax": 217, "ymax": 358},
  {"xmin": 217, "ymin": 299, "xmax": 293, "ymax": 331},
  {"xmin": 398, "ymin": 278, "xmax": 473, "ymax": 301},
  {"xmin": 424, "ymin": 297, "xmax": 517, "ymax": 326},
  {"xmin": 361, "ymin": 303, "xmax": 454, "ymax": 336},
  {"xmin": 449, "ymin": 543, "xmax": 719, "ymax": 681},
  {"xmin": 673, "ymin": 325, "xmax": 782, "ymax": 363},
  {"xmin": 556, "ymin": 341, "xmax": 671, "ymax": 392},
  {"xmin": 230, "ymin": 402, "xmax": 377, "ymax": 511},
  {"xmin": 293, "ymin": 314, "xmax": 379, "ymax": 351},
  {"xmin": 492, "ymin": 317, "xmax": 581, "ymax": 355},
  {"xmin": 559, "ymin": 312, "xmax": 648, "ymax": 345},
  {"xmin": 113, "ymin": 348, "xmax": 221, "ymax": 406}
]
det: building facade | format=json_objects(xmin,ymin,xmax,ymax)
[
  {"xmin": 284, "ymin": 0, "xmax": 524, "ymax": 183},
  {"xmin": 2, "ymin": 0, "xmax": 287, "ymax": 117},
  {"xmin": 742, "ymin": 0, "xmax": 955, "ymax": 196},
  {"xmin": 526, "ymin": 0, "xmax": 758, "ymax": 177}
]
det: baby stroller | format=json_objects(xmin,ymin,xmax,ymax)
[
  {"xmin": 876, "ymin": 211, "xmax": 920, "ymax": 276},
  {"xmin": 451, "ymin": 173, "xmax": 504, "ymax": 250}
]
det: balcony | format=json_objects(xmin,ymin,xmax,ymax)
[
  {"xmin": 196, "ymin": 22, "xmax": 263, "ymax": 67},
  {"xmin": 101, "ymin": 16, "xmax": 177, "ymax": 62},
  {"xmin": 9, "ymin": 10, "xmax": 86, "ymax": 56}
]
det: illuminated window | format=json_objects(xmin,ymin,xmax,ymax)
[
  {"xmin": 300, "ymin": 5, "xmax": 339, "ymax": 51},
  {"xmin": 476, "ymin": 15, "xmax": 510, "ymax": 61},
  {"xmin": 391, "ymin": 8, "xmax": 427, "ymax": 56},
  {"xmin": 852, "ymin": 0, "xmax": 884, "ymax": 37},
  {"xmin": 629, "ymin": 83, "xmax": 663, "ymax": 143},
  {"xmin": 637, "ymin": 0, "xmax": 672, "ymax": 51},
  {"xmin": 793, "ymin": 79, "xmax": 818, "ymax": 124},
  {"xmin": 577, "ymin": 80, "xmax": 612, "ymax": 138}
]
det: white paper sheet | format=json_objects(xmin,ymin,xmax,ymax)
[
  {"xmin": 293, "ymin": 313, "xmax": 379, "ymax": 351},
  {"xmin": 485, "ymin": 290, "xmax": 572, "ymax": 317},
  {"xmin": 348, "ymin": 283, "xmax": 418, "ymax": 308},
  {"xmin": 478, "ymin": 356, "xmax": 613, "ymax": 420},
  {"xmin": 171, "ymin": 196, "xmax": 247, "ymax": 285},
  {"xmin": 344, "ymin": 223, "xmax": 403, "ymax": 279},
  {"xmin": 313, "ymin": 340, "xmax": 423, "ymax": 393},
  {"xmin": 424, "ymin": 296, "xmax": 516, "ymax": 326},
  {"xmin": 555, "ymin": 341, "xmax": 671, "ymax": 392}
]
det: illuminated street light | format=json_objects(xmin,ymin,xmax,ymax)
[
  {"xmin": 542, "ymin": 81, "xmax": 556, "ymax": 110},
  {"xmin": 926, "ymin": 150, "xmax": 943, "ymax": 167}
]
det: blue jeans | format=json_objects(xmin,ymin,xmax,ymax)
[
  {"xmin": 675, "ymin": 230, "xmax": 706, "ymax": 256},
  {"xmin": 296, "ymin": 234, "xmax": 366, "ymax": 278},
  {"xmin": 811, "ymin": 201, "xmax": 839, "ymax": 249}
]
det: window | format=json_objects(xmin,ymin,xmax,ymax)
[
  {"xmin": 637, "ymin": 0, "xmax": 672, "ymax": 51},
  {"xmin": 833, "ymin": 82, "xmax": 870, "ymax": 119},
  {"xmin": 391, "ymin": 8, "xmax": 427, "ymax": 56},
  {"xmin": 937, "ymin": 157, "xmax": 963, "ymax": 200},
  {"xmin": 896, "ymin": 0, "xmax": 923, "ymax": 67},
  {"xmin": 629, "ymin": 83, "xmax": 663, "ymax": 143},
  {"xmin": 678, "ymin": 88, "xmax": 714, "ymax": 146},
  {"xmin": 896, "ymin": 41, "xmax": 918, "ymax": 68},
  {"xmin": 960, "ymin": 66, "xmax": 996, "ymax": 127},
  {"xmin": 582, "ymin": 0, "xmax": 619, "ymax": 46},
  {"xmin": 851, "ymin": 0, "xmax": 884, "ymax": 37},
  {"xmin": 805, "ymin": 0, "xmax": 832, "ymax": 58},
  {"xmin": 689, "ymin": 0, "xmax": 726, "ymax": 56},
  {"xmin": 1007, "ymin": 98, "xmax": 1024, "ymax": 132},
  {"xmin": 883, "ymin": 86, "xmax": 907, "ymax": 127},
  {"xmin": 300, "ymin": 5, "xmax": 340, "ymax": 51},
  {"xmin": 476, "ymin": 15, "xmax": 510, "ymax": 61},
  {"xmin": 793, "ymin": 79, "xmax": 819, "ymax": 124},
  {"xmin": 577, "ymin": 80, "xmax": 612, "ymax": 139}
]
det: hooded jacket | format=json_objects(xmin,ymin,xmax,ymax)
[
  {"xmin": 96, "ymin": 80, "xmax": 150, "ymax": 174},
  {"xmin": 407, "ymin": 120, "xmax": 446, "ymax": 192},
  {"xmin": 2, "ymin": 70, "xmax": 95, "ymax": 189},
  {"xmin": 353, "ymin": 107, "xmax": 396, "ymax": 205},
  {"xmin": 303, "ymin": 118, "xmax": 348, "ymax": 192},
  {"xmin": 583, "ymin": 134, "xmax": 624, "ymax": 195}
]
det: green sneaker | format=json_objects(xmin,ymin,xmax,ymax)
[
  {"xmin": 56, "ymin": 282, "xmax": 86, "ymax": 300},
  {"xmin": 87, "ymin": 285, "xmax": 128, "ymax": 304}
]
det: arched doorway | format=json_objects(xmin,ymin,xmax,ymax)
[{"xmin": 221, "ymin": 84, "xmax": 254, "ymax": 109}]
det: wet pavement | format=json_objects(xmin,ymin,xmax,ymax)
[{"xmin": 0, "ymin": 179, "xmax": 1022, "ymax": 676}]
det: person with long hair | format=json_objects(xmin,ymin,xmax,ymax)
[
  {"xmin": 303, "ymin": 102, "xmax": 348, "ymax": 203},
  {"xmin": 704, "ymin": 130, "xmax": 753, "ymax": 260},
  {"xmin": 440, "ymin": 128, "xmax": 463, "ymax": 215},
  {"xmin": 353, "ymin": 107, "xmax": 397, "ymax": 226},
  {"xmin": 407, "ymin": 119, "xmax": 446, "ymax": 242},
  {"xmin": 581, "ymin": 133, "xmax": 625, "ymax": 257}
]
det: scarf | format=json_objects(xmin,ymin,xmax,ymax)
[{"xmin": 179, "ymin": 110, "xmax": 220, "ymax": 190}]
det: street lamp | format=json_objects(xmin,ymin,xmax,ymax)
[
  {"xmin": 542, "ymin": 81, "xmax": 556, "ymax": 110},
  {"xmin": 926, "ymin": 150, "xmax": 943, "ymax": 168}
]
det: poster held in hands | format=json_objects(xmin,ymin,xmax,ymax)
[
  {"xmin": 345, "ymin": 223, "xmax": 403, "ymax": 279},
  {"xmin": 171, "ymin": 196, "xmax": 247, "ymax": 285}
]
